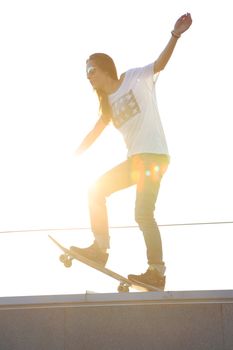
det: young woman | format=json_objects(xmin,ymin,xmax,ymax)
[{"xmin": 72, "ymin": 13, "xmax": 192, "ymax": 289}]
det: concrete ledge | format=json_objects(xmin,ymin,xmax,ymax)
[
  {"xmin": 1, "ymin": 290, "xmax": 233, "ymax": 309},
  {"xmin": 0, "ymin": 290, "xmax": 233, "ymax": 310},
  {"xmin": 1, "ymin": 291, "xmax": 233, "ymax": 350}
]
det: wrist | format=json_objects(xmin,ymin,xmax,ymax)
[{"xmin": 171, "ymin": 30, "xmax": 181, "ymax": 39}]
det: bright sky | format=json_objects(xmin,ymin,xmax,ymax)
[{"xmin": 0, "ymin": 0, "xmax": 233, "ymax": 296}]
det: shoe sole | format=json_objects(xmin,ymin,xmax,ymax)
[
  {"xmin": 70, "ymin": 247, "xmax": 109, "ymax": 267},
  {"xmin": 128, "ymin": 277, "xmax": 165, "ymax": 291}
]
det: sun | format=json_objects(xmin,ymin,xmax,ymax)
[{"xmin": 73, "ymin": 154, "xmax": 103, "ymax": 190}]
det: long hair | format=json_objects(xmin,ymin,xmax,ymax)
[{"xmin": 88, "ymin": 53, "xmax": 118, "ymax": 124}]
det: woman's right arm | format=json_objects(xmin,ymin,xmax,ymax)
[{"xmin": 75, "ymin": 117, "xmax": 108, "ymax": 156}]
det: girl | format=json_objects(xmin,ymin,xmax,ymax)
[{"xmin": 72, "ymin": 13, "xmax": 192, "ymax": 289}]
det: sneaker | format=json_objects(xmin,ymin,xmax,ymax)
[
  {"xmin": 70, "ymin": 242, "xmax": 109, "ymax": 267},
  {"xmin": 128, "ymin": 268, "xmax": 165, "ymax": 290}
]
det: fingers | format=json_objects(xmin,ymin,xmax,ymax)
[
  {"xmin": 177, "ymin": 12, "xmax": 192, "ymax": 28},
  {"xmin": 180, "ymin": 13, "xmax": 191, "ymax": 21}
]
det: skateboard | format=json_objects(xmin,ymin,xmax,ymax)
[{"xmin": 48, "ymin": 235, "xmax": 163, "ymax": 293}]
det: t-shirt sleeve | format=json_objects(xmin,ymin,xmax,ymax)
[{"xmin": 137, "ymin": 63, "xmax": 159, "ymax": 90}]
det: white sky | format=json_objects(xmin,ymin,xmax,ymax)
[{"xmin": 0, "ymin": 0, "xmax": 233, "ymax": 296}]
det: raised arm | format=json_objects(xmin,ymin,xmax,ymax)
[
  {"xmin": 154, "ymin": 13, "xmax": 192, "ymax": 73},
  {"xmin": 75, "ymin": 117, "xmax": 108, "ymax": 156}
]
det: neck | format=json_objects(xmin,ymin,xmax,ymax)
[{"xmin": 103, "ymin": 76, "xmax": 124, "ymax": 95}]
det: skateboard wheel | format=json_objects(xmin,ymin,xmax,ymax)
[
  {"xmin": 118, "ymin": 284, "xmax": 129, "ymax": 293},
  {"xmin": 59, "ymin": 254, "xmax": 66, "ymax": 263},
  {"xmin": 64, "ymin": 258, "xmax": 72, "ymax": 268}
]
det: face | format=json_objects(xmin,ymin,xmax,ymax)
[{"xmin": 86, "ymin": 59, "xmax": 107, "ymax": 90}]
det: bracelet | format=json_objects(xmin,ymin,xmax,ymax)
[{"xmin": 171, "ymin": 30, "xmax": 181, "ymax": 39}]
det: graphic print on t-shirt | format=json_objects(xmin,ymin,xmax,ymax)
[{"xmin": 111, "ymin": 89, "xmax": 141, "ymax": 128}]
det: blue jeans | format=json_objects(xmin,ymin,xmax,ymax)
[{"xmin": 88, "ymin": 153, "xmax": 169, "ymax": 265}]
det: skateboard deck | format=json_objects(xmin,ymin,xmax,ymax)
[{"xmin": 48, "ymin": 235, "xmax": 163, "ymax": 293}]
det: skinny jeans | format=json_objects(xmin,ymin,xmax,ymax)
[{"xmin": 88, "ymin": 153, "xmax": 169, "ymax": 265}]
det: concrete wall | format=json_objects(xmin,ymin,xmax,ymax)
[{"xmin": 1, "ymin": 290, "xmax": 233, "ymax": 350}]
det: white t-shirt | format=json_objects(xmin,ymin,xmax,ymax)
[{"xmin": 108, "ymin": 63, "xmax": 169, "ymax": 157}]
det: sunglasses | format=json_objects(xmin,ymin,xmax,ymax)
[{"xmin": 86, "ymin": 65, "xmax": 96, "ymax": 76}]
